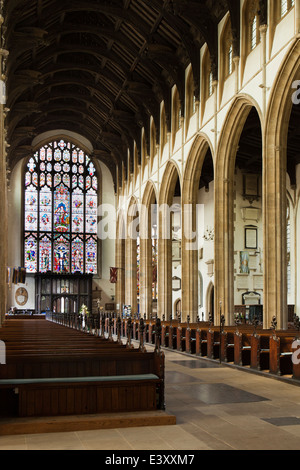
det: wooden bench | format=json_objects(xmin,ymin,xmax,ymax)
[
  {"xmin": 161, "ymin": 322, "xmax": 169, "ymax": 347},
  {"xmin": 220, "ymin": 330, "xmax": 235, "ymax": 363},
  {"xmin": 234, "ymin": 331, "xmax": 252, "ymax": 366},
  {"xmin": 86, "ymin": 315, "xmax": 300, "ymax": 383},
  {"xmin": 0, "ymin": 318, "xmax": 165, "ymax": 418},
  {"xmin": 185, "ymin": 324, "xmax": 198, "ymax": 355},
  {"xmin": 195, "ymin": 328, "xmax": 208, "ymax": 357},
  {"xmin": 168, "ymin": 324, "xmax": 178, "ymax": 349},
  {"xmin": 207, "ymin": 329, "xmax": 220, "ymax": 360},
  {"xmin": 0, "ymin": 373, "xmax": 161, "ymax": 417},
  {"xmin": 250, "ymin": 333, "xmax": 270, "ymax": 371},
  {"xmin": 176, "ymin": 324, "xmax": 187, "ymax": 352},
  {"xmin": 269, "ymin": 333, "xmax": 294, "ymax": 376}
]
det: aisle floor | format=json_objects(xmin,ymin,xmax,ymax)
[{"xmin": 1, "ymin": 348, "xmax": 300, "ymax": 450}]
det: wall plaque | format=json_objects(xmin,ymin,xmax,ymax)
[
  {"xmin": 15, "ymin": 287, "xmax": 28, "ymax": 306},
  {"xmin": 245, "ymin": 226, "xmax": 257, "ymax": 249}
]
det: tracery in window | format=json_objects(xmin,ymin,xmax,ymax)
[
  {"xmin": 24, "ymin": 139, "xmax": 98, "ymax": 275},
  {"xmin": 202, "ymin": 47, "xmax": 214, "ymax": 101},
  {"xmin": 281, "ymin": 0, "xmax": 295, "ymax": 18},
  {"xmin": 222, "ymin": 17, "xmax": 234, "ymax": 78},
  {"xmin": 208, "ymin": 70, "xmax": 213, "ymax": 97},
  {"xmin": 248, "ymin": 0, "xmax": 260, "ymax": 51},
  {"xmin": 173, "ymin": 88, "xmax": 182, "ymax": 131}
]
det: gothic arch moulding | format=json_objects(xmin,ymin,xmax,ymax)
[
  {"xmin": 181, "ymin": 133, "xmax": 214, "ymax": 321},
  {"xmin": 158, "ymin": 161, "xmax": 181, "ymax": 318},
  {"xmin": 140, "ymin": 180, "xmax": 158, "ymax": 317},
  {"xmin": 264, "ymin": 38, "xmax": 300, "ymax": 329},
  {"xmin": 214, "ymin": 94, "xmax": 263, "ymax": 325}
]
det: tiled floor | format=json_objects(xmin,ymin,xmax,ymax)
[{"xmin": 1, "ymin": 347, "xmax": 300, "ymax": 450}]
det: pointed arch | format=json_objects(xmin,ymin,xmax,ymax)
[
  {"xmin": 125, "ymin": 196, "xmax": 139, "ymax": 315},
  {"xmin": 214, "ymin": 94, "xmax": 263, "ymax": 325},
  {"xmin": 181, "ymin": 133, "xmax": 214, "ymax": 321},
  {"xmin": 206, "ymin": 281, "xmax": 215, "ymax": 323},
  {"xmin": 140, "ymin": 181, "xmax": 158, "ymax": 318},
  {"xmin": 264, "ymin": 38, "xmax": 300, "ymax": 329},
  {"xmin": 158, "ymin": 161, "xmax": 181, "ymax": 318},
  {"xmin": 115, "ymin": 210, "xmax": 126, "ymax": 313}
]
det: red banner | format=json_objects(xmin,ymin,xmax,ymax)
[{"xmin": 110, "ymin": 267, "xmax": 118, "ymax": 283}]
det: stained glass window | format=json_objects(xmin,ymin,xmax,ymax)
[
  {"xmin": 24, "ymin": 140, "xmax": 98, "ymax": 274},
  {"xmin": 24, "ymin": 234, "xmax": 38, "ymax": 273}
]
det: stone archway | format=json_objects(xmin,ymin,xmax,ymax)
[
  {"xmin": 115, "ymin": 212, "xmax": 126, "ymax": 314},
  {"xmin": 181, "ymin": 134, "xmax": 214, "ymax": 322},
  {"xmin": 125, "ymin": 196, "xmax": 139, "ymax": 315},
  {"xmin": 214, "ymin": 94, "xmax": 263, "ymax": 326},
  {"xmin": 140, "ymin": 181, "xmax": 158, "ymax": 318},
  {"xmin": 264, "ymin": 38, "xmax": 300, "ymax": 329},
  {"xmin": 158, "ymin": 161, "xmax": 181, "ymax": 318},
  {"xmin": 206, "ymin": 281, "xmax": 215, "ymax": 323}
]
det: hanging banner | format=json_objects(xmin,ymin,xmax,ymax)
[
  {"xmin": 152, "ymin": 265, "xmax": 157, "ymax": 284},
  {"xmin": 110, "ymin": 267, "xmax": 118, "ymax": 284}
]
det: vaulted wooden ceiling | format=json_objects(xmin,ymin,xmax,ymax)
[{"xmin": 3, "ymin": 0, "xmax": 241, "ymax": 188}]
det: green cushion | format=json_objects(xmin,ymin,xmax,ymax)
[{"xmin": 0, "ymin": 374, "xmax": 159, "ymax": 385}]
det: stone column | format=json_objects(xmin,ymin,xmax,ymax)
[
  {"xmin": 260, "ymin": 24, "xmax": 268, "ymax": 118},
  {"xmin": 115, "ymin": 235, "xmax": 125, "ymax": 315},
  {"xmin": 233, "ymin": 56, "xmax": 240, "ymax": 94},
  {"xmin": 157, "ymin": 205, "xmax": 172, "ymax": 320},
  {"xmin": 139, "ymin": 203, "xmax": 150, "ymax": 318},
  {"xmin": 125, "ymin": 198, "xmax": 139, "ymax": 316},
  {"xmin": 139, "ymin": 235, "xmax": 152, "ymax": 319},
  {"xmin": 214, "ymin": 175, "xmax": 234, "ymax": 326},
  {"xmin": 181, "ymin": 202, "xmax": 198, "ymax": 322},
  {"xmin": 125, "ymin": 235, "xmax": 138, "ymax": 316},
  {"xmin": 263, "ymin": 144, "xmax": 287, "ymax": 330}
]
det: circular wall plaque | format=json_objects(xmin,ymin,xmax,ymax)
[{"xmin": 15, "ymin": 287, "xmax": 28, "ymax": 306}]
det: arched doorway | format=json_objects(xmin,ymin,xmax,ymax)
[
  {"xmin": 174, "ymin": 298, "xmax": 181, "ymax": 319},
  {"xmin": 206, "ymin": 282, "xmax": 214, "ymax": 323}
]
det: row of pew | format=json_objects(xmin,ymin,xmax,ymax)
[
  {"xmin": 93, "ymin": 314, "xmax": 300, "ymax": 381},
  {"xmin": 48, "ymin": 311, "xmax": 300, "ymax": 381},
  {"xmin": 0, "ymin": 317, "xmax": 165, "ymax": 418}
]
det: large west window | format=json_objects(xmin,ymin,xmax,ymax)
[{"xmin": 24, "ymin": 139, "xmax": 98, "ymax": 275}]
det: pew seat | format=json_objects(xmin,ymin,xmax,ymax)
[
  {"xmin": 0, "ymin": 373, "xmax": 159, "ymax": 386},
  {"xmin": 0, "ymin": 374, "xmax": 161, "ymax": 418}
]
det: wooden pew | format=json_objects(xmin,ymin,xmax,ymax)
[
  {"xmin": 220, "ymin": 330, "xmax": 235, "ymax": 363},
  {"xmin": 250, "ymin": 333, "xmax": 270, "ymax": 371},
  {"xmin": 161, "ymin": 322, "xmax": 169, "ymax": 347},
  {"xmin": 234, "ymin": 331, "xmax": 252, "ymax": 366},
  {"xmin": 269, "ymin": 333, "xmax": 294, "ymax": 376},
  {"xmin": 185, "ymin": 324, "xmax": 198, "ymax": 355},
  {"xmin": 148, "ymin": 321, "xmax": 156, "ymax": 345},
  {"xmin": 168, "ymin": 322, "xmax": 178, "ymax": 349},
  {"xmin": 291, "ymin": 338, "xmax": 300, "ymax": 380},
  {"xmin": 195, "ymin": 327, "xmax": 208, "ymax": 357},
  {"xmin": 207, "ymin": 328, "xmax": 220, "ymax": 360},
  {"xmin": 0, "ymin": 374, "xmax": 160, "ymax": 417},
  {"xmin": 176, "ymin": 324, "xmax": 186, "ymax": 352},
  {"xmin": 0, "ymin": 318, "xmax": 165, "ymax": 418}
]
